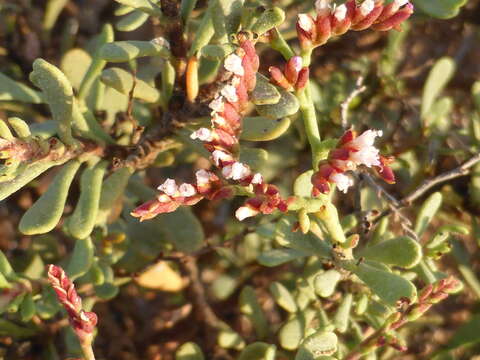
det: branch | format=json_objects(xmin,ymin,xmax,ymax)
[
  {"xmin": 341, "ymin": 76, "xmax": 366, "ymax": 129},
  {"xmin": 363, "ymin": 152, "xmax": 480, "ymax": 230},
  {"xmin": 402, "ymin": 152, "xmax": 480, "ymax": 205}
]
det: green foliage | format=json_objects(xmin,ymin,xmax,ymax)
[
  {"xmin": 0, "ymin": 1, "xmax": 476, "ymax": 359},
  {"xmin": 19, "ymin": 160, "xmax": 81, "ymax": 235},
  {"xmin": 413, "ymin": 0, "xmax": 468, "ymax": 19},
  {"xmin": 30, "ymin": 59, "xmax": 76, "ymax": 146}
]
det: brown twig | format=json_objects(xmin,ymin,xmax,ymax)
[
  {"xmin": 341, "ymin": 76, "xmax": 366, "ymax": 129},
  {"xmin": 362, "ymin": 173, "xmax": 418, "ymax": 240},
  {"xmin": 181, "ymin": 256, "xmax": 224, "ymax": 330},
  {"xmin": 361, "ymin": 152, "xmax": 480, "ymax": 232}
]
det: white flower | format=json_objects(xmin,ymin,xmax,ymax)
[
  {"xmin": 251, "ymin": 173, "xmax": 263, "ymax": 184},
  {"xmin": 190, "ymin": 128, "xmax": 213, "ymax": 141},
  {"xmin": 350, "ymin": 130, "xmax": 383, "ymax": 148},
  {"xmin": 209, "ymin": 96, "xmax": 224, "ymax": 113},
  {"xmin": 224, "ymin": 54, "xmax": 244, "ymax": 76},
  {"xmin": 394, "ymin": 0, "xmax": 409, "ymax": 7},
  {"xmin": 298, "ymin": 14, "xmax": 314, "ymax": 32},
  {"xmin": 330, "ymin": 172, "xmax": 354, "ymax": 193},
  {"xmin": 195, "ymin": 169, "xmax": 211, "ymax": 186},
  {"xmin": 212, "ymin": 113, "xmax": 227, "ymax": 127},
  {"xmin": 179, "ymin": 183, "xmax": 197, "ymax": 197},
  {"xmin": 221, "ymin": 84, "xmax": 238, "ymax": 103},
  {"xmin": 235, "ymin": 206, "xmax": 259, "ymax": 221},
  {"xmin": 150, "ymin": 37, "xmax": 170, "ymax": 49},
  {"xmin": 315, "ymin": 0, "xmax": 332, "ymax": 15},
  {"xmin": 290, "ymin": 56, "xmax": 303, "ymax": 72},
  {"xmin": 212, "ymin": 150, "xmax": 232, "ymax": 166},
  {"xmin": 222, "ymin": 162, "xmax": 250, "ymax": 180},
  {"xmin": 359, "ymin": 0, "xmax": 375, "ymax": 16},
  {"xmin": 158, "ymin": 178, "xmax": 178, "ymax": 196},
  {"xmin": 333, "ymin": 4, "xmax": 347, "ymax": 21},
  {"xmin": 348, "ymin": 130, "xmax": 382, "ymax": 167}
]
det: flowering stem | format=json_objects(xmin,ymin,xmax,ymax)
[
  {"xmin": 80, "ymin": 336, "xmax": 96, "ymax": 360},
  {"xmin": 269, "ymin": 28, "xmax": 295, "ymax": 60},
  {"xmin": 298, "ymin": 86, "xmax": 322, "ymax": 170}
]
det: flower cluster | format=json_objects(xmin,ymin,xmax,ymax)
[
  {"xmin": 47, "ymin": 265, "xmax": 97, "ymax": 341},
  {"xmin": 268, "ymin": 56, "xmax": 310, "ymax": 92},
  {"xmin": 390, "ymin": 276, "xmax": 460, "ymax": 330},
  {"xmin": 311, "ymin": 129, "xmax": 395, "ymax": 195},
  {"xmin": 297, "ymin": 0, "xmax": 414, "ymax": 49},
  {"xmin": 132, "ymin": 35, "xmax": 289, "ymax": 222},
  {"xmin": 131, "ymin": 170, "xmax": 232, "ymax": 221}
]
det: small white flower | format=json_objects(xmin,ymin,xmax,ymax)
[
  {"xmin": 298, "ymin": 14, "xmax": 314, "ymax": 32},
  {"xmin": 209, "ymin": 96, "xmax": 225, "ymax": 113},
  {"xmin": 359, "ymin": 0, "xmax": 375, "ymax": 16},
  {"xmin": 330, "ymin": 172, "xmax": 354, "ymax": 193},
  {"xmin": 212, "ymin": 150, "xmax": 232, "ymax": 166},
  {"xmin": 150, "ymin": 37, "xmax": 170, "ymax": 49},
  {"xmin": 190, "ymin": 128, "xmax": 213, "ymax": 142},
  {"xmin": 251, "ymin": 173, "xmax": 263, "ymax": 184},
  {"xmin": 224, "ymin": 54, "xmax": 244, "ymax": 76},
  {"xmin": 221, "ymin": 84, "xmax": 238, "ymax": 103},
  {"xmin": 393, "ymin": 0, "xmax": 409, "ymax": 7},
  {"xmin": 179, "ymin": 183, "xmax": 197, "ymax": 197},
  {"xmin": 348, "ymin": 130, "xmax": 382, "ymax": 167},
  {"xmin": 158, "ymin": 178, "xmax": 178, "ymax": 196},
  {"xmin": 291, "ymin": 56, "xmax": 303, "ymax": 72},
  {"xmin": 230, "ymin": 76, "xmax": 241, "ymax": 87},
  {"xmin": 222, "ymin": 162, "xmax": 250, "ymax": 180},
  {"xmin": 212, "ymin": 113, "xmax": 227, "ymax": 127},
  {"xmin": 195, "ymin": 169, "xmax": 211, "ymax": 185},
  {"xmin": 333, "ymin": 4, "xmax": 347, "ymax": 21},
  {"xmin": 350, "ymin": 147, "xmax": 380, "ymax": 168},
  {"xmin": 315, "ymin": 0, "xmax": 332, "ymax": 15},
  {"xmin": 350, "ymin": 130, "xmax": 383, "ymax": 148},
  {"xmin": 235, "ymin": 206, "xmax": 259, "ymax": 221}
]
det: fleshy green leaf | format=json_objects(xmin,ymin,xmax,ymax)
[
  {"xmin": 66, "ymin": 161, "xmax": 107, "ymax": 239},
  {"xmin": 270, "ymin": 281, "xmax": 298, "ymax": 313},
  {"xmin": 250, "ymin": 7, "xmax": 285, "ymax": 36},
  {"xmin": 333, "ymin": 293, "xmax": 352, "ymax": 333},
  {"xmin": 238, "ymin": 342, "xmax": 276, "ymax": 360},
  {"xmin": 200, "ymin": 44, "xmax": 236, "ymax": 60},
  {"xmin": 99, "ymin": 40, "xmax": 170, "ymax": 62},
  {"xmin": 96, "ymin": 167, "xmax": 132, "ymax": 225},
  {"xmin": 113, "ymin": 0, "xmax": 162, "ymax": 15},
  {"xmin": 314, "ymin": 270, "xmax": 342, "ymax": 298},
  {"xmin": 211, "ymin": 0, "xmax": 244, "ymax": 41},
  {"xmin": 0, "ymin": 73, "xmax": 42, "ymax": 103},
  {"xmin": 251, "ymin": 74, "xmax": 281, "ymax": 105},
  {"xmin": 0, "ymin": 149, "xmax": 70, "ymax": 202},
  {"xmin": 414, "ymin": 0, "xmax": 468, "ymax": 19},
  {"xmin": 239, "ymin": 286, "xmax": 269, "ymax": 339},
  {"xmin": 279, "ymin": 314, "xmax": 305, "ymax": 350},
  {"xmin": 29, "ymin": 59, "xmax": 76, "ymax": 146},
  {"xmin": 66, "ymin": 237, "xmax": 94, "ymax": 280},
  {"xmin": 116, "ymin": 10, "xmax": 149, "ymax": 31},
  {"xmin": 421, "ymin": 57, "xmax": 455, "ymax": 122},
  {"xmin": 175, "ymin": 342, "xmax": 205, "ymax": 360},
  {"xmin": 415, "ymin": 192, "xmax": 443, "ymax": 237},
  {"xmin": 19, "ymin": 160, "xmax": 81, "ymax": 235},
  {"xmin": 101, "ymin": 67, "xmax": 161, "ymax": 103},
  {"xmin": 345, "ymin": 261, "xmax": 417, "ymax": 306},
  {"xmin": 241, "ymin": 116, "xmax": 291, "ymax": 141},
  {"xmin": 256, "ymin": 88, "xmax": 300, "ymax": 119},
  {"xmin": 295, "ymin": 331, "xmax": 338, "ymax": 359},
  {"xmin": 258, "ymin": 249, "xmax": 308, "ymax": 267},
  {"xmin": 359, "ymin": 236, "xmax": 423, "ymax": 269}
]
